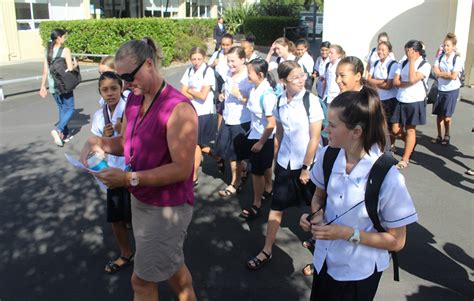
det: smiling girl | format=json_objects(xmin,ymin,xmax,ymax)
[{"xmin": 322, "ymin": 44, "xmax": 345, "ymax": 104}]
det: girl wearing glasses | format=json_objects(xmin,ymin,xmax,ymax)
[
  {"xmin": 265, "ymin": 37, "xmax": 297, "ymax": 71},
  {"xmin": 214, "ymin": 46, "xmax": 254, "ymax": 197},
  {"xmin": 80, "ymin": 37, "xmax": 197, "ymax": 300},
  {"xmin": 300, "ymin": 87, "xmax": 417, "ymax": 300},
  {"xmin": 247, "ymin": 61, "xmax": 323, "ymax": 270},
  {"xmin": 235, "ymin": 58, "xmax": 277, "ymax": 220},
  {"xmin": 180, "ymin": 46, "xmax": 217, "ymax": 187}
]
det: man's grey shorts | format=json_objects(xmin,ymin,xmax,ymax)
[{"xmin": 131, "ymin": 194, "xmax": 193, "ymax": 282}]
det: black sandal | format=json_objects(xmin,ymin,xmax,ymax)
[
  {"xmin": 104, "ymin": 253, "xmax": 134, "ymax": 274},
  {"xmin": 240, "ymin": 205, "xmax": 262, "ymax": 220},
  {"xmin": 262, "ymin": 190, "xmax": 273, "ymax": 201},
  {"xmin": 247, "ymin": 250, "xmax": 272, "ymax": 270},
  {"xmin": 302, "ymin": 238, "xmax": 315, "ymax": 253},
  {"xmin": 441, "ymin": 135, "xmax": 450, "ymax": 145},
  {"xmin": 431, "ymin": 136, "xmax": 442, "ymax": 144}
]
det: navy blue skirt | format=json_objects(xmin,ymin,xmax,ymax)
[
  {"xmin": 197, "ymin": 113, "xmax": 217, "ymax": 147},
  {"xmin": 381, "ymin": 97, "xmax": 397, "ymax": 124},
  {"xmin": 390, "ymin": 100, "xmax": 426, "ymax": 126},
  {"xmin": 214, "ymin": 122, "xmax": 250, "ymax": 161},
  {"xmin": 432, "ymin": 89, "xmax": 459, "ymax": 117}
]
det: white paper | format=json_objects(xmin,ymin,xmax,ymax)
[{"xmin": 64, "ymin": 153, "xmax": 107, "ymax": 191}]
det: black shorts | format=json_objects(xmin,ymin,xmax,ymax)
[
  {"xmin": 234, "ymin": 136, "xmax": 274, "ymax": 176},
  {"xmin": 106, "ymin": 187, "xmax": 131, "ymax": 223},
  {"xmin": 271, "ymin": 163, "xmax": 315, "ymax": 211},
  {"xmin": 310, "ymin": 262, "xmax": 382, "ymax": 301},
  {"xmin": 214, "ymin": 122, "xmax": 250, "ymax": 161}
]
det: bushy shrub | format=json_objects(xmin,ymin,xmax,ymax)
[
  {"xmin": 243, "ymin": 16, "xmax": 299, "ymax": 46},
  {"xmin": 173, "ymin": 32, "xmax": 208, "ymax": 63},
  {"xmin": 223, "ymin": 4, "xmax": 258, "ymax": 34},
  {"xmin": 256, "ymin": 3, "xmax": 303, "ymax": 17},
  {"xmin": 39, "ymin": 18, "xmax": 214, "ymax": 66}
]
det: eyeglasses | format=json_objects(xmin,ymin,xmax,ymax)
[
  {"xmin": 287, "ymin": 73, "xmax": 307, "ymax": 83},
  {"xmin": 117, "ymin": 59, "xmax": 146, "ymax": 82}
]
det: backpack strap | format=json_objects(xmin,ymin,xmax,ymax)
[
  {"xmin": 187, "ymin": 66, "xmax": 193, "ymax": 77},
  {"xmin": 303, "ymin": 91, "xmax": 310, "ymax": 118},
  {"xmin": 259, "ymin": 89, "xmax": 273, "ymax": 115},
  {"xmin": 325, "ymin": 62, "xmax": 330, "ymax": 73},
  {"xmin": 364, "ymin": 153, "xmax": 399, "ymax": 281},
  {"xmin": 369, "ymin": 47, "xmax": 376, "ymax": 60},
  {"xmin": 322, "ymin": 147, "xmax": 341, "ymax": 207},
  {"xmin": 373, "ymin": 59, "xmax": 380, "ymax": 70},
  {"xmin": 402, "ymin": 59, "xmax": 428, "ymax": 93},
  {"xmin": 276, "ymin": 57, "xmax": 282, "ymax": 64},
  {"xmin": 386, "ymin": 60, "xmax": 396, "ymax": 80},
  {"xmin": 102, "ymin": 104, "xmax": 112, "ymax": 128}
]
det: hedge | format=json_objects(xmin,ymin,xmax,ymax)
[
  {"xmin": 39, "ymin": 18, "xmax": 214, "ymax": 66},
  {"xmin": 243, "ymin": 16, "xmax": 299, "ymax": 46}
]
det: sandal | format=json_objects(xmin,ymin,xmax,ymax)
[
  {"xmin": 218, "ymin": 184, "xmax": 237, "ymax": 197},
  {"xmin": 193, "ymin": 179, "xmax": 199, "ymax": 187},
  {"xmin": 441, "ymin": 135, "xmax": 450, "ymax": 145},
  {"xmin": 247, "ymin": 250, "xmax": 272, "ymax": 270},
  {"xmin": 262, "ymin": 190, "xmax": 273, "ymax": 201},
  {"xmin": 302, "ymin": 238, "xmax": 315, "ymax": 253},
  {"xmin": 465, "ymin": 169, "xmax": 474, "ymax": 176},
  {"xmin": 240, "ymin": 205, "xmax": 262, "ymax": 220},
  {"xmin": 396, "ymin": 160, "xmax": 409, "ymax": 170},
  {"xmin": 302, "ymin": 263, "xmax": 314, "ymax": 276},
  {"xmin": 104, "ymin": 253, "xmax": 134, "ymax": 274},
  {"xmin": 431, "ymin": 136, "xmax": 442, "ymax": 144}
]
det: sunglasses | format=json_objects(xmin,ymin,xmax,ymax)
[{"xmin": 117, "ymin": 59, "xmax": 146, "ymax": 82}]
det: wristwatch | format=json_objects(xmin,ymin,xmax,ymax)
[
  {"xmin": 130, "ymin": 172, "xmax": 139, "ymax": 187},
  {"xmin": 348, "ymin": 228, "xmax": 360, "ymax": 245},
  {"xmin": 302, "ymin": 164, "xmax": 311, "ymax": 171}
]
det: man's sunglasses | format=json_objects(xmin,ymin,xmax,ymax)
[{"xmin": 117, "ymin": 59, "xmax": 146, "ymax": 82}]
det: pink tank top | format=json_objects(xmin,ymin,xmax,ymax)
[{"xmin": 124, "ymin": 84, "xmax": 194, "ymax": 206}]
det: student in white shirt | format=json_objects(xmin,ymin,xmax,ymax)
[
  {"xmin": 431, "ymin": 33, "xmax": 463, "ymax": 145},
  {"xmin": 247, "ymin": 61, "xmax": 324, "ymax": 270},
  {"xmin": 214, "ymin": 46, "xmax": 254, "ymax": 197},
  {"xmin": 180, "ymin": 46, "xmax": 217, "ymax": 186},
  {"xmin": 365, "ymin": 32, "xmax": 395, "ymax": 78},
  {"xmin": 235, "ymin": 58, "xmax": 277, "ymax": 220},
  {"xmin": 91, "ymin": 72, "xmax": 134, "ymax": 274},
  {"xmin": 97, "ymin": 56, "xmax": 132, "ymax": 106},
  {"xmin": 265, "ymin": 37, "xmax": 297, "ymax": 71},
  {"xmin": 300, "ymin": 87, "xmax": 418, "ymax": 300},
  {"xmin": 209, "ymin": 33, "xmax": 234, "ymax": 129},
  {"xmin": 313, "ymin": 41, "xmax": 331, "ymax": 98},
  {"xmin": 295, "ymin": 38, "xmax": 315, "ymax": 91},
  {"xmin": 367, "ymin": 41, "xmax": 398, "ymax": 149},
  {"xmin": 322, "ymin": 44, "xmax": 345, "ymax": 104},
  {"xmin": 241, "ymin": 39, "xmax": 261, "ymax": 63},
  {"xmin": 392, "ymin": 40, "xmax": 431, "ymax": 169}
]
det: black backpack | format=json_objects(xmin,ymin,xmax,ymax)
[
  {"xmin": 49, "ymin": 47, "xmax": 81, "ymax": 95},
  {"xmin": 187, "ymin": 64, "xmax": 219, "ymax": 105},
  {"xmin": 322, "ymin": 147, "xmax": 400, "ymax": 281},
  {"xmin": 373, "ymin": 60, "xmax": 397, "ymax": 80}
]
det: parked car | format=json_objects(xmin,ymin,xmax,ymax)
[{"xmin": 299, "ymin": 13, "xmax": 323, "ymax": 36}]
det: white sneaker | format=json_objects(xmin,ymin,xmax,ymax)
[{"xmin": 51, "ymin": 129, "xmax": 64, "ymax": 147}]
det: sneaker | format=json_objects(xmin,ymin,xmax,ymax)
[
  {"xmin": 50, "ymin": 129, "xmax": 64, "ymax": 147},
  {"xmin": 63, "ymin": 135, "xmax": 74, "ymax": 143}
]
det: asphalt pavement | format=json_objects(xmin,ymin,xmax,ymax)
[{"xmin": 0, "ymin": 58, "xmax": 473, "ymax": 301}]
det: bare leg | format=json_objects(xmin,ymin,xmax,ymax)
[
  {"xmin": 167, "ymin": 264, "xmax": 197, "ymax": 301},
  {"xmin": 111, "ymin": 222, "xmax": 133, "ymax": 258},
  {"xmin": 436, "ymin": 116, "xmax": 444, "ymax": 138},
  {"xmin": 251, "ymin": 174, "xmax": 264, "ymax": 208},
  {"xmin": 444, "ymin": 117, "xmax": 452, "ymax": 137},
  {"xmin": 402, "ymin": 125, "xmax": 416, "ymax": 162},
  {"xmin": 217, "ymin": 113, "xmax": 223, "ymax": 130},
  {"xmin": 229, "ymin": 160, "xmax": 242, "ymax": 187},
  {"xmin": 263, "ymin": 167, "xmax": 273, "ymax": 193},
  {"xmin": 254, "ymin": 209, "xmax": 283, "ymax": 262},
  {"xmin": 201, "ymin": 146, "xmax": 211, "ymax": 156},
  {"xmin": 193, "ymin": 146, "xmax": 202, "ymax": 182},
  {"xmin": 131, "ymin": 273, "xmax": 158, "ymax": 301}
]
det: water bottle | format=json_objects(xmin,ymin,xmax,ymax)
[{"xmin": 86, "ymin": 152, "xmax": 109, "ymax": 171}]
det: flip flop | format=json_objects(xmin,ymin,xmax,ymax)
[
  {"xmin": 218, "ymin": 184, "xmax": 237, "ymax": 198},
  {"xmin": 396, "ymin": 160, "xmax": 409, "ymax": 170}
]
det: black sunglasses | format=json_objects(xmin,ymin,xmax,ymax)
[{"xmin": 117, "ymin": 59, "xmax": 146, "ymax": 82}]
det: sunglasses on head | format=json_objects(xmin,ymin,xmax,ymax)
[{"xmin": 117, "ymin": 59, "xmax": 146, "ymax": 82}]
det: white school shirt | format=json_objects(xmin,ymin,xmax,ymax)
[
  {"xmin": 180, "ymin": 63, "xmax": 216, "ymax": 116},
  {"xmin": 433, "ymin": 53, "xmax": 463, "ymax": 91},
  {"xmin": 208, "ymin": 50, "xmax": 229, "ymax": 78},
  {"xmin": 369, "ymin": 58, "xmax": 398, "ymax": 100},
  {"xmin": 247, "ymin": 79, "xmax": 277, "ymax": 140},
  {"xmin": 91, "ymin": 97, "xmax": 127, "ymax": 169},
  {"xmin": 324, "ymin": 59, "xmax": 341, "ymax": 104},
  {"xmin": 222, "ymin": 68, "xmax": 254, "ymax": 125},
  {"xmin": 310, "ymin": 145, "xmax": 418, "ymax": 281},
  {"xmin": 273, "ymin": 89, "xmax": 324, "ymax": 170},
  {"xmin": 314, "ymin": 56, "xmax": 330, "ymax": 98},
  {"xmin": 269, "ymin": 53, "xmax": 296, "ymax": 71},
  {"xmin": 395, "ymin": 57, "xmax": 431, "ymax": 103},
  {"xmin": 366, "ymin": 47, "xmax": 395, "ymax": 71},
  {"xmin": 298, "ymin": 52, "xmax": 315, "ymax": 75}
]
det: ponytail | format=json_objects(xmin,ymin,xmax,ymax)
[{"xmin": 47, "ymin": 28, "xmax": 66, "ymax": 65}]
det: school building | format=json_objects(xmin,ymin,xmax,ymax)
[
  {"xmin": 0, "ymin": 0, "xmax": 257, "ymax": 63},
  {"xmin": 323, "ymin": 0, "xmax": 474, "ymax": 86}
]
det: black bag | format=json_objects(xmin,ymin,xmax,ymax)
[{"xmin": 49, "ymin": 47, "xmax": 81, "ymax": 95}]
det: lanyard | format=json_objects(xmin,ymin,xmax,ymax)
[{"xmin": 128, "ymin": 80, "xmax": 166, "ymax": 164}]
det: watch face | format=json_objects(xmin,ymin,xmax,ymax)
[{"xmin": 131, "ymin": 178, "xmax": 139, "ymax": 186}]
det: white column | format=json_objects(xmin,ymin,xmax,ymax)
[{"xmin": 454, "ymin": 0, "xmax": 472, "ymax": 57}]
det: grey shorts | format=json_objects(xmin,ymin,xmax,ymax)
[{"xmin": 131, "ymin": 194, "xmax": 193, "ymax": 282}]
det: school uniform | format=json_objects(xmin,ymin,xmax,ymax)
[
  {"xmin": 432, "ymin": 53, "xmax": 463, "ymax": 117},
  {"xmin": 310, "ymin": 145, "xmax": 418, "ymax": 300},
  {"xmin": 268, "ymin": 53, "xmax": 296, "ymax": 71},
  {"xmin": 392, "ymin": 57, "xmax": 431, "ymax": 125},
  {"xmin": 314, "ymin": 56, "xmax": 330, "ymax": 98},
  {"xmin": 324, "ymin": 59, "xmax": 341, "ymax": 104},
  {"xmin": 369, "ymin": 58, "xmax": 398, "ymax": 121},
  {"xmin": 234, "ymin": 79, "xmax": 277, "ymax": 175},
  {"xmin": 209, "ymin": 50, "xmax": 228, "ymax": 114},
  {"xmin": 91, "ymin": 97, "xmax": 131, "ymax": 223},
  {"xmin": 271, "ymin": 89, "xmax": 324, "ymax": 211},
  {"xmin": 246, "ymin": 51, "xmax": 261, "ymax": 63},
  {"xmin": 214, "ymin": 67, "xmax": 254, "ymax": 161},
  {"xmin": 180, "ymin": 63, "xmax": 217, "ymax": 146},
  {"xmin": 298, "ymin": 52, "xmax": 315, "ymax": 91},
  {"xmin": 365, "ymin": 47, "xmax": 395, "ymax": 73}
]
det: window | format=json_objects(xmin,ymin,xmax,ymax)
[
  {"xmin": 144, "ymin": 0, "xmax": 179, "ymax": 17},
  {"xmin": 186, "ymin": 0, "xmax": 211, "ymax": 18},
  {"xmin": 15, "ymin": 0, "xmax": 49, "ymax": 30}
]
